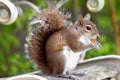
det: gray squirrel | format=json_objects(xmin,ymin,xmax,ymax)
[
  {"xmin": 2, "ymin": 0, "xmax": 120, "ymax": 80},
  {"xmin": 25, "ymin": 0, "xmax": 101, "ymax": 77}
]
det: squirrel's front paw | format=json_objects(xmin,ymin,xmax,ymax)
[
  {"xmin": 90, "ymin": 39, "xmax": 101, "ymax": 49},
  {"xmin": 92, "ymin": 42, "xmax": 101, "ymax": 49}
]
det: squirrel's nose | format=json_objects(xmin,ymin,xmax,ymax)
[{"xmin": 96, "ymin": 34, "xmax": 100, "ymax": 39}]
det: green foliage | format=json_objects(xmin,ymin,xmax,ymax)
[
  {"xmin": 0, "ymin": 4, "xmax": 36, "ymax": 77},
  {"xmin": 9, "ymin": 54, "xmax": 33, "ymax": 76},
  {"xmin": 0, "ymin": 0, "xmax": 119, "ymax": 77}
]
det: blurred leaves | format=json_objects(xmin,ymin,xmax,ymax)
[
  {"xmin": 0, "ymin": 1, "xmax": 35, "ymax": 77},
  {"xmin": 9, "ymin": 54, "xmax": 33, "ymax": 76}
]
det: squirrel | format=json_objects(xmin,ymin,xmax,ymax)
[{"xmin": 25, "ymin": 0, "xmax": 101, "ymax": 76}]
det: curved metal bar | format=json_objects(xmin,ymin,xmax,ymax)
[
  {"xmin": 0, "ymin": 0, "xmax": 18, "ymax": 25},
  {"xmin": 86, "ymin": 0, "xmax": 105, "ymax": 12},
  {"xmin": 77, "ymin": 55, "xmax": 120, "ymax": 74},
  {"xmin": 1, "ymin": 55, "xmax": 120, "ymax": 80},
  {"xmin": 56, "ymin": 0, "xmax": 69, "ymax": 9},
  {"xmin": 14, "ymin": 1, "xmax": 40, "ymax": 13}
]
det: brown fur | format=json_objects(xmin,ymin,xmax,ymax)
[
  {"xmin": 26, "ymin": 8, "xmax": 66, "ymax": 74},
  {"xmin": 26, "ymin": 8, "xmax": 100, "ymax": 75},
  {"xmin": 45, "ymin": 31, "xmax": 67, "ymax": 74}
]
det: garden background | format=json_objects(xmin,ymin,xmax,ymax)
[{"xmin": 0, "ymin": 0, "xmax": 120, "ymax": 77}]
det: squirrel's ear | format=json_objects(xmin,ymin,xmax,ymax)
[
  {"xmin": 84, "ymin": 13, "xmax": 91, "ymax": 20},
  {"xmin": 75, "ymin": 14, "xmax": 84, "ymax": 26}
]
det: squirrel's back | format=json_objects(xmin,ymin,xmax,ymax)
[{"xmin": 25, "ymin": 8, "xmax": 67, "ymax": 73}]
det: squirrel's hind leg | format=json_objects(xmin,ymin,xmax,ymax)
[{"xmin": 46, "ymin": 51, "xmax": 66, "ymax": 75}]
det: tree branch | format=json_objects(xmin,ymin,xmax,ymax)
[{"xmin": 108, "ymin": 0, "xmax": 120, "ymax": 54}]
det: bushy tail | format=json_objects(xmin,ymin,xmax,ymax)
[{"xmin": 25, "ymin": 8, "xmax": 66, "ymax": 71}]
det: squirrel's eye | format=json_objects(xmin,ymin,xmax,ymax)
[{"xmin": 86, "ymin": 25, "xmax": 92, "ymax": 30}]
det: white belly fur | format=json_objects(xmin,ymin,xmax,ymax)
[{"xmin": 62, "ymin": 46, "xmax": 85, "ymax": 74}]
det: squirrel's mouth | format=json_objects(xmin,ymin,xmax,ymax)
[
  {"xmin": 91, "ymin": 39, "xmax": 97, "ymax": 44},
  {"xmin": 90, "ymin": 33, "xmax": 100, "ymax": 44}
]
